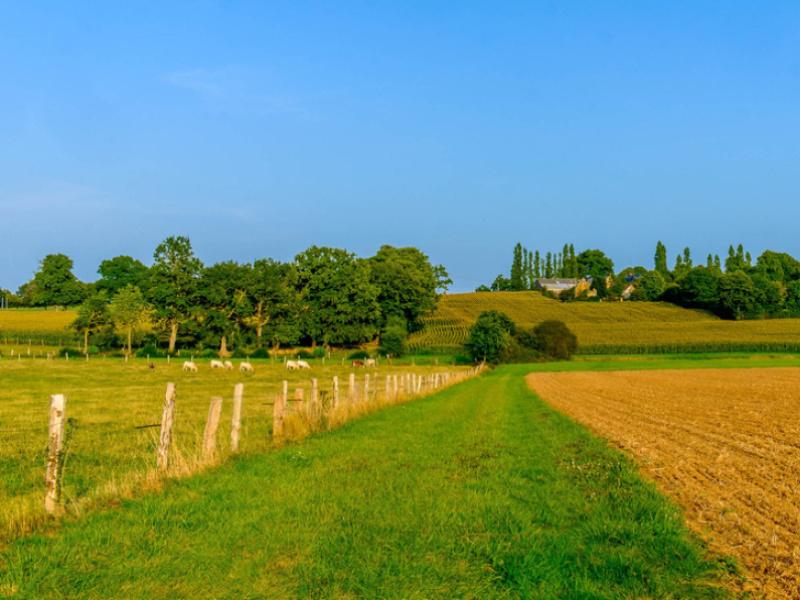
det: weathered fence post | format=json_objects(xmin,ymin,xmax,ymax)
[
  {"xmin": 393, "ymin": 374, "xmax": 399, "ymax": 400},
  {"xmin": 385, "ymin": 375, "xmax": 391, "ymax": 401},
  {"xmin": 203, "ymin": 396, "xmax": 223, "ymax": 459},
  {"xmin": 364, "ymin": 374, "xmax": 370, "ymax": 404},
  {"xmin": 348, "ymin": 373, "xmax": 356, "ymax": 404},
  {"xmin": 157, "ymin": 383, "xmax": 176, "ymax": 469},
  {"xmin": 273, "ymin": 381, "xmax": 288, "ymax": 439},
  {"xmin": 230, "ymin": 383, "xmax": 244, "ymax": 453},
  {"xmin": 332, "ymin": 376, "xmax": 340, "ymax": 409},
  {"xmin": 45, "ymin": 394, "xmax": 67, "ymax": 514},
  {"xmin": 311, "ymin": 378, "xmax": 319, "ymax": 422}
]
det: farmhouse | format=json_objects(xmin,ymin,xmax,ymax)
[{"xmin": 535, "ymin": 278, "xmax": 594, "ymax": 298}]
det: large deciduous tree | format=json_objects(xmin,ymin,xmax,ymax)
[
  {"xmin": 71, "ymin": 292, "xmax": 110, "ymax": 352},
  {"xmin": 148, "ymin": 236, "xmax": 203, "ymax": 353},
  {"xmin": 248, "ymin": 259, "xmax": 300, "ymax": 349},
  {"xmin": 294, "ymin": 246, "xmax": 380, "ymax": 346},
  {"xmin": 368, "ymin": 245, "xmax": 444, "ymax": 332},
  {"xmin": 198, "ymin": 262, "xmax": 252, "ymax": 355},
  {"xmin": 96, "ymin": 256, "xmax": 149, "ymax": 295},
  {"xmin": 24, "ymin": 254, "xmax": 86, "ymax": 306}
]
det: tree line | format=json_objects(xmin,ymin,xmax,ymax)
[
  {"xmin": 0, "ymin": 237, "xmax": 450, "ymax": 355},
  {"xmin": 483, "ymin": 241, "xmax": 800, "ymax": 320}
]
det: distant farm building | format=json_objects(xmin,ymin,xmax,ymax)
[{"xmin": 535, "ymin": 278, "xmax": 594, "ymax": 298}]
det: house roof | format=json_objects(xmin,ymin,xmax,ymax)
[{"xmin": 536, "ymin": 278, "xmax": 582, "ymax": 290}]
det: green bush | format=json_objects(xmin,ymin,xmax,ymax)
[
  {"xmin": 135, "ymin": 344, "xmax": 165, "ymax": 358},
  {"xmin": 250, "ymin": 347, "xmax": 270, "ymax": 359},
  {"xmin": 464, "ymin": 311, "xmax": 516, "ymax": 363},
  {"xmin": 58, "ymin": 347, "xmax": 81, "ymax": 358},
  {"xmin": 348, "ymin": 350, "xmax": 370, "ymax": 360},
  {"xmin": 453, "ymin": 354, "xmax": 474, "ymax": 365},
  {"xmin": 531, "ymin": 320, "xmax": 578, "ymax": 360},
  {"xmin": 379, "ymin": 316, "xmax": 408, "ymax": 357}
]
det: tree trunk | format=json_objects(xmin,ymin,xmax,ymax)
[
  {"xmin": 127, "ymin": 328, "xmax": 132, "ymax": 356},
  {"xmin": 168, "ymin": 321, "xmax": 178, "ymax": 353},
  {"xmin": 255, "ymin": 302, "xmax": 263, "ymax": 346},
  {"xmin": 84, "ymin": 329, "xmax": 89, "ymax": 353},
  {"xmin": 219, "ymin": 335, "xmax": 228, "ymax": 357}
]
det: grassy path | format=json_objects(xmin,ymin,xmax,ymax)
[{"xmin": 1, "ymin": 366, "xmax": 732, "ymax": 599}]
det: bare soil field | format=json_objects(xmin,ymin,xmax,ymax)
[{"xmin": 527, "ymin": 368, "xmax": 800, "ymax": 599}]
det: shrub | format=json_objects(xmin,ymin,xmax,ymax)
[
  {"xmin": 199, "ymin": 348, "xmax": 218, "ymax": 358},
  {"xmin": 58, "ymin": 347, "xmax": 81, "ymax": 358},
  {"xmin": 379, "ymin": 316, "xmax": 408, "ymax": 357},
  {"xmin": 135, "ymin": 344, "xmax": 164, "ymax": 358},
  {"xmin": 250, "ymin": 347, "xmax": 270, "ymax": 359},
  {"xmin": 464, "ymin": 311, "xmax": 516, "ymax": 363},
  {"xmin": 531, "ymin": 320, "xmax": 578, "ymax": 360},
  {"xmin": 453, "ymin": 354, "xmax": 474, "ymax": 365},
  {"xmin": 348, "ymin": 350, "xmax": 370, "ymax": 360}
]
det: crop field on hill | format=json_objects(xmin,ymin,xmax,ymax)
[
  {"xmin": 527, "ymin": 368, "xmax": 800, "ymax": 598},
  {"xmin": 0, "ymin": 366, "xmax": 735, "ymax": 599},
  {"xmin": 0, "ymin": 310, "xmax": 77, "ymax": 346},
  {"xmin": 0, "ymin": 357, "xmax": 468, "ymax": 545},
  {"xmin": 409, "ymin": 292, "xmax": 800, "ymax": 353}
]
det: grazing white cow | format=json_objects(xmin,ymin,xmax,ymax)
[
  {"xmin": 239, "ymin": 361, "xmax": 254, "ymax": 374},
  {"xmin": 365, "ymin": 358, "xmax": 377, "ymax": 367},
  {"xmin": 297, "ymin": 360, "xmax": 311, "ymax": 369},
  {"xmin": 223, "ymin": 360, "xmax": 234, "ymax": 370},
  {"xmin": 210, "ymin": 359, "xmax": 225, "ymax": 369},
  {"xmin": 182, "ymin": 361, "xmax": 198, "ymax": 372},
  {"xmin": 285, "ymin": 360, "xmax": 300, "ymax": 370}
]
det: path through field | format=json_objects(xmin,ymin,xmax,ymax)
[
  {"xmin": 527, "ymin": 368, "xmax": 800, "ymax": 599},
  {"xmin": 0, "ymin": 367, "xmax": 730, "ymax": 599}
]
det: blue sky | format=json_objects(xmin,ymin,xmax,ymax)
[{"xmin": 1, "ymin": 1, "xmax": 798, "ymax": 292}]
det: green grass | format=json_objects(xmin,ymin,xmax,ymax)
[
  {"xmin": 0, "ymin": 364, "xmax": 736, "ymax": 599},
  {"xmin": 409, "ymin": 291, "xmax": 800, "ymax": 354}
]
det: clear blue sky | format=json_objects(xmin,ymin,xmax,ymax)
[{"xmin": 2, "ymin": 2, "xmax": 798, "ymax": 292}]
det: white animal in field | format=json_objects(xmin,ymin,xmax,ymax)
[
  {"xmin": 210, "ymin": 359, "xmax": 225, "ymax": 369},
  {"xmin": 182, "ymin": 360, "xmax": 198, "ymax": 372},
  {"xmin": 297, "ymin": 360, "xmax": 311, "ymax": 369},
  {"xmin": 223, "ymin": 360, "xmax": 234, "ymax": 370},
  {"xmin": 365, "ymin": 358, "xmax": 377, "ymax": 367},
  {"xmin": 285, "ymin": 360, "xmax": 299, "ymax": 370},
  {"xmin": 239, "ymin": 362, "xmax": 254, "ymax": 374}
]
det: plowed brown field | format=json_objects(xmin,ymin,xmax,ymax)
[{"xmin": 527, "ymin": 368, "xmax": 800, "ymax": 599}]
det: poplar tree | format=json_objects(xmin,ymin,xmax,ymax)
[
  {"xmin": 654, "ymin": 241, "xmax": 668, "ymax": 275},
  {"xmin": 545, "ymin": 252, "xmax": 553, "ymax": 278},
  {"xmin": 534, "ymin": 251, "xmax": 541, "ymax": 278},
  {"xmin": 510, "ymin": 243, "xmax": 524, "ymax": 291}
]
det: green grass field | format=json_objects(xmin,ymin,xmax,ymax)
[
  {"xmin": 0, "ymin": 310, "xmax": 77, "ymax": 347},
  {"xmin": 0, "ymin": 360, "xmax": 749, "ymax": 599},
  {"xmin": 409, "ymin": 291, "xmax": 800, "ymax": 353},
  {"xmin": 0, "ymin": 356, "xmax": 468, "ymax": 545}
]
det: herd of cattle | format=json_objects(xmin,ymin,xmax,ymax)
[{"xmin": 180, "ymin": 357, "xmax": 378, "ymax": 374}]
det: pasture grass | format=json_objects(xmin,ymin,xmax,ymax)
[
  {"xmin": 0, "ymin": 356, "xmax": 467, "ymax": 545},
  {"xmin": 0, "ymin": 364, "xmax": 738, "ymax": 599}
]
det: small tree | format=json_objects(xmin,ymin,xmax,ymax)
[
  {"xmin": 109, "ymin": 285, "xmax": 151, "ymax": 355},
  {"xmin": 379, "ymin": 315, "xmax": 408, "ymax": 357},
  {"xmin": 531, "ymin": 320, "xmax": 578, "ymax": 360},
  {"xmin": 71, "ymin": 292, "xmax": 110, "ymax": 352},
  {"xmin": 464, "ymin": 311, "xmax": 515, "ymax": 363}
]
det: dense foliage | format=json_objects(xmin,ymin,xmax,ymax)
[
  {"xmin": 484, "ymin": 241, "xmax": 800, "ymax": 321},
  {"xmin": 2, "ymin": 238, "xmax": 448, "ymax": 355},
  {"xmin": 464, "ymin": 311, "xmax": 576, "ymax": 363}
]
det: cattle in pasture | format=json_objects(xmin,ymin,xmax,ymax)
[
  {"xmin": 285, "ymin": 360, "xmax": 300, "ymax": 370},
  {"xmin": 182, "ymin": 361, "xmax": 198, "ymax": 372},
  {"xmin": 352, "ymin": 360, "xmax": 365, "ymax": 368},
  {"xmin": 223, "ymin": 360, "xmax": 234, "ymax": 370},
  {"xmin": 210, "ymin": 360, "xmax": 225, "ymax": 369},
  {"xmin": 240, "ymin": 362, "xmax": 254, "ymax": 374},
  {"xmin": 365, "ymin": 358, "xmax": 376, "ymax": 367},
  {"xmin": 297, "ymin": 360, "xmax": 311, "ymax": 369}
]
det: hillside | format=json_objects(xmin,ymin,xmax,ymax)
[{"xmin": 409, "ymin": 292, "xmax": 800, "ymax": 353}]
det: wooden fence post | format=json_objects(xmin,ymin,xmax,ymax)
[
  {"xmin": 230, "ymin": 383, "xmax": 244, "ymax": 453},
  {"xmin": 332, "ymin": 376, "xmax": 340, "ymax": 409},
  {"xmin": 157, "ymin": 383, "xmax": 176, "ymax": 469},
  {"xmin": 348, "ymin": 373, "xmax": 356, "ymax": 404},
  {"xmin": 311, "ymin": 378, "xmax": 319, "ymax": 421},
  {"xmin": 203, "ymin": 396, "xmax": 223, "ymax": 459},
  {"xmin": 393, "ymin": 374, "xmax": 399, "ymax": 400},
  {"xmin": 364, "ymin": 374, "xmax": 370, "ymax": 404},
  {"xmin": 45, "ymin": 394, "xmax": 67, "ymax": 514},
  {"xmin": 273, "ymin": 381, "xmax": 288, "ymax": 439},
  {"xmin": 385, "ymin": 375, "xmax": 391, "ymax": 401}
]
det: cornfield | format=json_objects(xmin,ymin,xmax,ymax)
[
  {"xmin": 409, "ymin": 292, "xmax": 800, "ymax": 353},
  {"xmin": 0, "ymin": 309, "xmax": 77, "ymax": 345}
]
